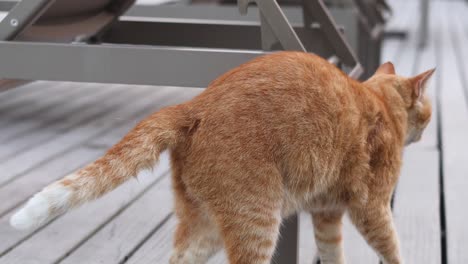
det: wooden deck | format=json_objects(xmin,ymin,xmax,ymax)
[{"xmin": 0, "ymin": 0, "xmax": 467, "ymax": 263}]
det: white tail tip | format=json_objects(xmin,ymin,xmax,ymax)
[
  {"xmin": 10, "ymin": 192, "xmax": 51, "ymax": 230},
  {"xmin": 10, "ymin": 184, "xmax": 72, "ymax": 230}
]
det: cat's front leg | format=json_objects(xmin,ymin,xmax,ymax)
[
  {"xmin": 348, "ymin": 203, "xmax": 402, "ymax": 264},
  {"xmin": 311, "ymin": 209, "xmax": 346, "ymax": 264}
]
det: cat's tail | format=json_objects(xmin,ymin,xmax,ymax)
[{"xmin": 10, "ymin": 105, "xmax": 192, "ymax": 230}]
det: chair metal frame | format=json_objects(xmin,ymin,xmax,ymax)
[
  {"xmin": 351, "ymin": 0, "xmax": 388, "ymax": 79},
  {"xmin": 126, "ymin": 0, "xmax": 387, "ymax": 79},
  {"xmin": 0, "ymin": 0, "xmax": 363, "ymax": 89}
]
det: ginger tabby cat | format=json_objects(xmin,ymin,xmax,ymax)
[{"xmin": 11, "ymin": 51, "xmax": 434, "ymax": 264}]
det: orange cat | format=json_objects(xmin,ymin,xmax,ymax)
[{"xmin": 10, "ymin": 51, "xmax": 434, "ymax": 264}]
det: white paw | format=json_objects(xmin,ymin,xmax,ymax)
[{"xmin": 10, "ymin": 184, "xmax": 72, "ymax": 230}]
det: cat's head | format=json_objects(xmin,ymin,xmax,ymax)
[{"xmin": 366, "ymin": 62, "xmax": 435, "ymax": 145}]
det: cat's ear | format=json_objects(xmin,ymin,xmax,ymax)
[
  {"xmin": 410, "ymin": 68, "xmax": 436, "ymax": 101},
  {"xmin": 375, "ymin": 62, "xmax": 396, "ymax": 75}
]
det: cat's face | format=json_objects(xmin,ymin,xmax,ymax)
[{"xmin": 367, "ymin": 62, "xmax": 435, "ymax": 145}]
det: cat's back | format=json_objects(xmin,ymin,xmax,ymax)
[
  {"xmin": 189, "ymin": 51, "xmax": 357, "ymax": 123},
  {"xmin": 201, "ymin": 51, "xmax": 349, "ymax": 98},
  {"xmin": 180, "ymin": 52, "xmax": 366, "ymax": 157}
]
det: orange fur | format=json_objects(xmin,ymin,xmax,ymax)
[{"xmin": 12, "ymin": 51, "xmax": 434, "ymax": 264}]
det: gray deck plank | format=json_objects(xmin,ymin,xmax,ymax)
[
  {"xmin": 439, "ymin": 2, "xmax": 468, "ymax": 263},
  {"xmin": 0, "ymin": 83, "xmax": 80, "ymax": 122},
  {"xmin": 0, "ymin": 82, "xmax": 101, "ymax": 119},
  {"xmin": 453, "ymin": 0, "xmax": 468, "ymax": 105},
  {"xmin": 0, "ymin": 81, "xmax": 57, "ymax": 103},
  {"xmin": 0, "ymin": 83, "xmax": 111, "ymax": 142},
  {"xmin": 126, "ymin": 216, "xmax": 177, "ymax": 264},
  {"xmin": 0, "ymin": 82, "xmax": 61, "ymax": 113},
  {"xmin": 0, "ymin": 84, "xmax": 129, "ymax": 161},
  {"xmin": 394, "ymin": 149, "xmax": 441, "ymax": 263},
  {"xmin": 0, "ymin": 82, "xmax": 42, "ymax": 103}
]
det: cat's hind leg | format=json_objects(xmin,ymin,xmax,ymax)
[
  {"xmin": 170, "ymin": 170, "xmax": 223, "ymax": 263},
  {"xmin": 170, "ymin": 210, "xmax": 222, "ymax": 264},
  {"xmin": 311, "ymin": 209, "xmax": 346, "ymax": 264},
  {"xmin": 213, "ymin": 200, "xmax": 282, "ymax": 264},
  {"xmin": 206, "ymin": 165, "xmax": 284, "ymax": 264},
  {"xmin": 348, "ymin": 203, "xmax": 402, "ymax": 264}
]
